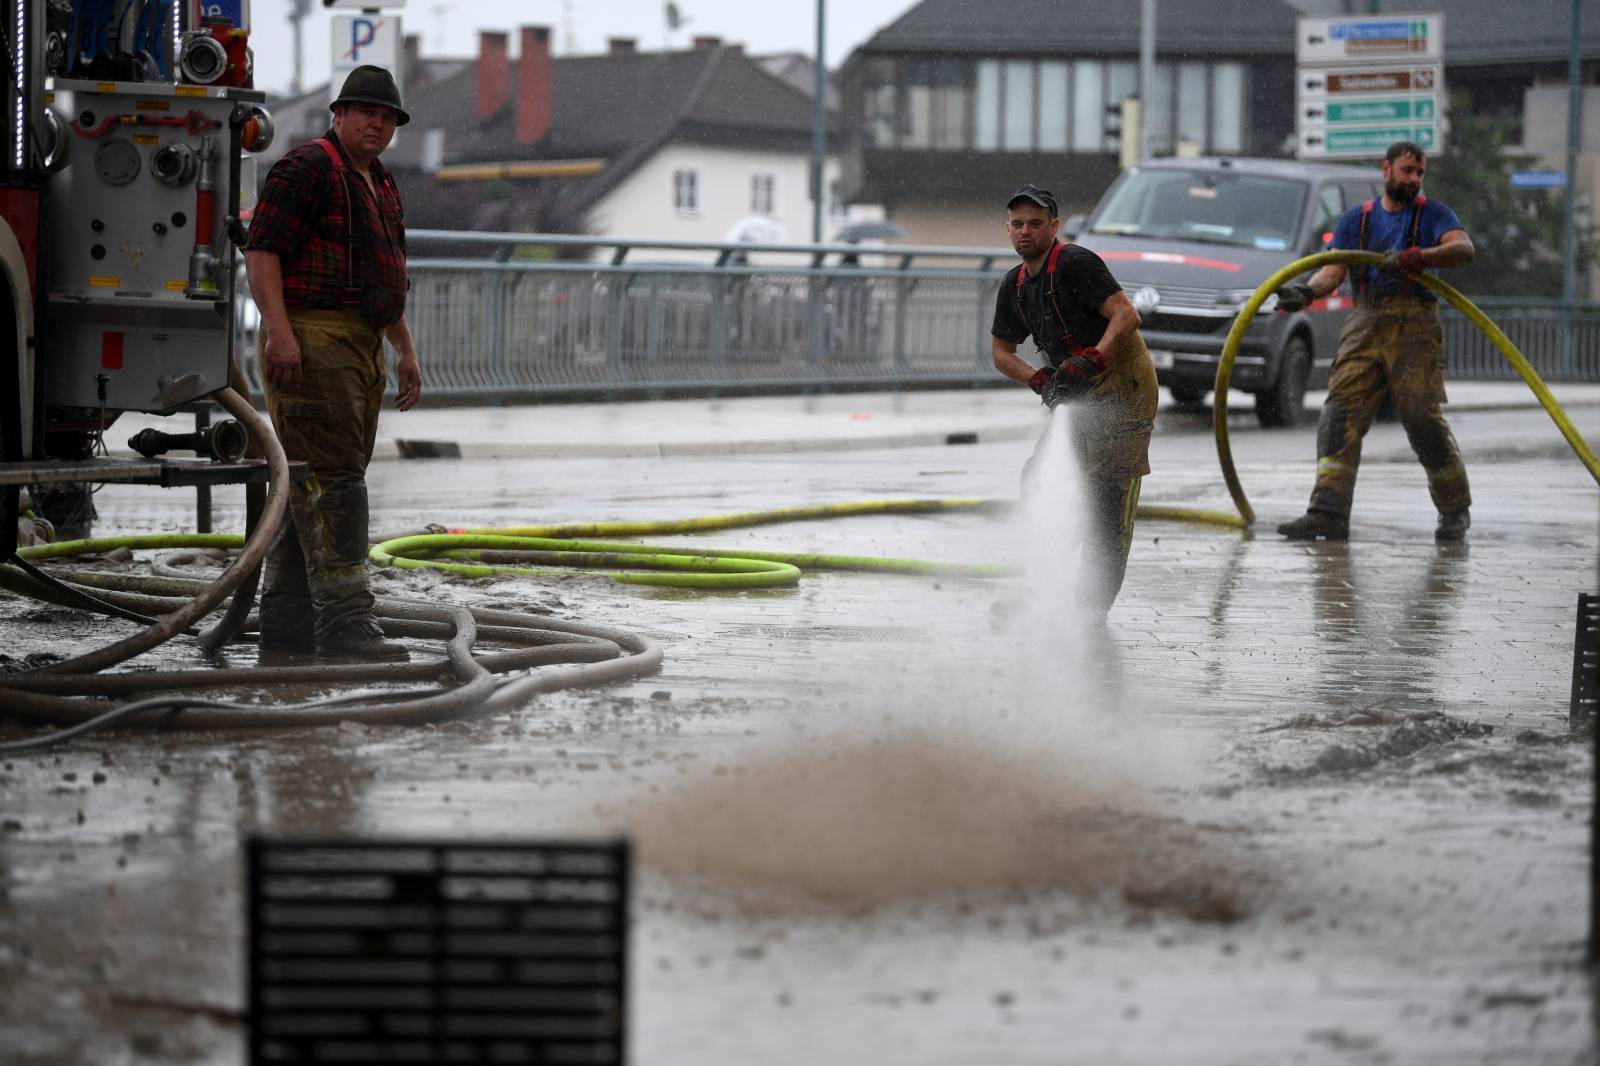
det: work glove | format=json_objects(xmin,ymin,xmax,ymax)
[
  {"xmin": 1379, "ymin": 247, "xmax": 1425, "ymax": 276},
  {"xmin": 1274, "ymin": 282, "xmax": 1318, "ymax": 313},
  {"xmin": 1027, "ymin": 366, "xmax": 1053, "ymax": 395},
  {"xmin": 1040, "ymin": 348, "xmax": 1107, "ymax": 408}
]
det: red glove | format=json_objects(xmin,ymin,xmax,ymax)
[
  {"xmin": 1027, "ymin": 366, "xmax": 1053, "ymax": 394},
  {"xmin": 1380, "ymin": 247, "xmax": 1425, "ymax": 275},
  {"xmin": 1056, "ymin": 347, "xmax": 1108, "ymax": 384}
]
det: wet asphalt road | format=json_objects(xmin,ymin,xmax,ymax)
[{"xmin": 1, "ymin": 398, "xmax": 1597, "ymax": 1065}]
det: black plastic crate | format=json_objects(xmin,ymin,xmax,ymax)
[
  {"xmin": 1574, "ymin": 593, "xmax": 1600, "ymax": 730},
  {"xmin": 248, "ymin": 838, "xmax": 629, "ymax": 1065}
]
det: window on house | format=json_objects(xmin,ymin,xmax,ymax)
[
  {"xmin": 673, "ymin": 168, "xmax": 699, "ymax": 214},
  {"xmin": 864, "ymin": 58, "xmax": 897, "ymax": 148},
  {"xmin": 898, "ymin": 56, "xmax": 969, "ymax": 150},
  {"xmin": 751, "ymin": 173, "xmax": 776, "ymax": 215},
  {"xmin": 828, "ymin": 178, "xmax": 847, "ymax": 218},
  {"xmin": 421, "ymin": 128, "xmax": 445, "ymax": 173}
]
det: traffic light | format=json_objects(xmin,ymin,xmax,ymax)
[{"xmin": 1104, "ymin": 97, "xmax": 1141, "ymax": 169}]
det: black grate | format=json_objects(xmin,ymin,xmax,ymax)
[
  {"xmin": 248, "ymin": 838, "xmax": 629, "ymax": 1065},
  {"xmin": 1574, "ymin": 593, "xmax": 1600, "ymax": 730}
]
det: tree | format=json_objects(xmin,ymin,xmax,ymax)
[{"xmin": 1425, "ymin": 90, "xmax": 1591, "ymax": 299}]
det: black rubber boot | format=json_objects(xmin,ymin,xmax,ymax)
[
  {"xmin": 1277, "ymin": 510, "xmax": 1350, "ymax": 541},
  {"xmin": 317, "ymin": 618, "xmax": 409, "ymax": 659},
  {"xmin": 1435, "ymin": 508, "xmax": 1471, "ymax": 542}
]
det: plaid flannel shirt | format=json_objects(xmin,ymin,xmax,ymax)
[{"xmin": 247, "ymin": 129, "xmax": 409, "ymax": 328}]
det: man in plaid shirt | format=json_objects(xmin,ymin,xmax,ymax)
[{"xmin": 245, "ymin": 65, "xmax": 421, "ymax": 658}]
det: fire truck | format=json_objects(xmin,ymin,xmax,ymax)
[{"xmin": 1, "ymin": 0, "xmax": 274, "ymax": 559}]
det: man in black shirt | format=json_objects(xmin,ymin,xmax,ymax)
[{"xmin": 991, "ymin": 184, "xmax": 1159, "ymax": 617}]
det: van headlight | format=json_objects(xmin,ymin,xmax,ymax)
[{"xmin": 1219, "ymin": 288, "xmax": 1277, "ymax": 313}]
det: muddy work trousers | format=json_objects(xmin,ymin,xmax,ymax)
[
  {"xmin": 259, "ymin": 309, "xmax": 388, "ymax": 644},
  {"xmin": 1021, "ymin": 455, "xmax": 1143, "ymax": 618},
  {"xmin": 1307, "ymin": 296, "xmax": 1470, "ymax": 519}
]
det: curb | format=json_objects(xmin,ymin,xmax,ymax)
[{"xmin": 378, "ymin": 423, "xmax": 1042, "ymax": 462}]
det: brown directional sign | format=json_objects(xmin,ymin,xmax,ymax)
[{"xmin": 1330, "ymin": 70, "xmax": 1410, "ymax": 93}]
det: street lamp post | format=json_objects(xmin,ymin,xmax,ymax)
[{"xmin": 811, "ymin": 0, "xmax": 826, "ymax": 244}]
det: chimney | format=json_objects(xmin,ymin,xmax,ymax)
[
  {"xmin": 607, "ymin": 37, "xmax": 636, "ymax": 55},
  {"xmin": 403, "ymin": 34, "xmax": 420, "ymax": 84},
  {"xmin": 477, "ymin": 31, "xmax": 509, "ymax": 120},
  {"xmin": 517, "ymin": 25, "xmax": 553, "ymax": 145},
  {"xmin": 692, "ymin": 35, "xmax": 721, "ymax": 49}
]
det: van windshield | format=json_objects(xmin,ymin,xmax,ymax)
[{"xmin": 1088, "ymin": 168, "xmax": 1310, "ymax": 250}]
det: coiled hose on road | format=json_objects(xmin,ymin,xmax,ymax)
[
  {"xmin": 0, "ymin": 387, "xmax": 662, "ymax": 750},
  {"xmin": 1213, "ymin": 249, "xmax": 1600, "ymax": 527}
]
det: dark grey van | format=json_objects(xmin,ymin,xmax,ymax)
[{"xmin": 1067, "ymin": 157, "xmax": 1380, "ymax": 427}]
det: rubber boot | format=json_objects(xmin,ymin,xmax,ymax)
[
  {"xmin": 317, "ymin": 617, "xmax": 409, "ymax": 659},
  {"xmin": 1434, "ymin": 508, "xmax": 1470, "ymax": 542},
  {"xmin": 1277, "ymin": 510, "xmax": 1350, "ymax": 541}
]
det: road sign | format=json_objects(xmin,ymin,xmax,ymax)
[
  {"xmin": 1299, "ymin": 63, "xmax": 1441, "ymax": 99},
  {"xmin": 1296, "ymin": 12, "xmax": 1444, "ymax": 161},
  {"xmin": 330, "ymin": 13, "xmax": 403, "ymax": 95},
  {"xmin": 1299, "ymin": 125, "xmax": 1437, "ymax": 158},
  {"xmin": 196, "ymin": 1, "xmax": 251, "ymax": 29},
  {"xmin": 1303, "ymin": 97, "xmax": 1437, "ymax": 124},
  {"xmin": 1297, "ymin": 14, "xmax": 1443, "ymax": 64},
  {"xmin": 1510, "ymin": 170, "xmax": 1567, "ymax": 190}
]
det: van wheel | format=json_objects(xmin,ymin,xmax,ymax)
[
  {"xmin": 1168, "ymin": 382, "xmax": 1208, "ymax": 405},
  {"xmin": 1256, "ymin": 335, "xmax": 1310, "ymax": 428}
]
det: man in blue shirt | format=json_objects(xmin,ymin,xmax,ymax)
[{"xmin": 1273, "ymin": 141, "xmax": 1475, "ymax": 541}]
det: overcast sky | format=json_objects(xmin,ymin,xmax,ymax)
[{"xmin": 245, "ymin": 0, "xmax": 916, "ymax": 97}]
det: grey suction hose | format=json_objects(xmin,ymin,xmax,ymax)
[
  {"xmin": 0, "ymin": 592, "xmax": 661, "ymax": 732},
  {"xmin": 197, "ymin": 479, "xmax": 266, "ymax": 651},
  {"xmin": 34, "ymin": 387, "xmax": 288, "ymax": 675}
]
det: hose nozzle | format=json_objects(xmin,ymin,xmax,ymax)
[{"xmin": 128, "ymin": 420, "xmax": 250, "ymax": 463}]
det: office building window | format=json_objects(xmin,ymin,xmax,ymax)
[
  {"xmin": 1211, "ymin": 62, "xmax": 1245, "ymax": 153},
  {"xmin": 1070, "ymin": 60, "xmax": 1103, "ymax": 152},
  {"xmin": 1037, "ymin": 61, "xmax": 1068, "ymax": 151},
  {"xmin": 673, "ymin": 168, "xmax": 699, "ymax": 214},
  {"xmin": 863, "ymin": 55, "xmax": 1249, "ymax": 155},
  {"xmin": 751, "ymin": 173, "xmax": 776, "ymax": 215},
  {"xmin": 975, "ymin": 59, "xmax": 1001, "ymax": 150},
  {"xmin": 1177, "ymin": 63, "xmax": 1208, "ymax": 153}
]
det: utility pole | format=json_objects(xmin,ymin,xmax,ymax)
[
  {"xmin": 1138, "ymin": 0, "xmax": 1155, "ymax": 162},
  {"xmin": 810, "ymin": 0, "xmax": 826, "ymax": 243},
  {"xmin": 288, "ymin": 0, "xmax": 310, "ymax": 96},
  {"xmin": 1564, "ymin": 0, "xmax": 1583, "ymax": 374}
]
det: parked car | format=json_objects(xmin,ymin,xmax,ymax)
[{"xmin": 1067, "ymin": 156, "xmax": 1380, "ymax": 427}]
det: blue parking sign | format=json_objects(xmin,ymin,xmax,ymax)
[{"xmin": 196, "ymin": 1, "xmax": 249, "ymax": 30}]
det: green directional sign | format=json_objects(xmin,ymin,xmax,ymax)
[
  {"xmin": 1316, "ymin": 125, "xmax": 1436, "ymax": 153},
  {"xmin": 1323, "ymin": 97, "xmax": 1436, "ymax": 123}
]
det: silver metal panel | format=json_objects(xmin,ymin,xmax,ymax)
[{"xmin": 42, "ymin": 79, "xmax": 259, "ymax": 413}]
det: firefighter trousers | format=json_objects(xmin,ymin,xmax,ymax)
[
  {"xmin": 1020, "ymin": 453, "xmax": 1143, "ymax": 618},
  {"xmin": 1307, "ymin": 296, "xmax": 1471, "ymax": 518},
  {"xmin": 258, "ymin": 309, "xmax": 387, "ymax": 644}
]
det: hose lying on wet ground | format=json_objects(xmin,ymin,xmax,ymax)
[
  {"xmin": 0, "ymin": 385, "xmax": 662, "ymax": 748},
  {"xmin": 1213, "ymin": 250, "xmax": 1600, "ymax": 527}
]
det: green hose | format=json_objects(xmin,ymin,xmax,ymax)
[
  {"xmin": 370, "ymin": 500, "xmax": 1016, "ymax": 589},
  {"xmin": 1214, "ymin": 250, "xmax": 1600, "ymax": 527}
]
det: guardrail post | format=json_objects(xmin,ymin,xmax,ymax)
[{"xmin": 892, "ymin": 276, "xmax": 909, "ymax": 378}]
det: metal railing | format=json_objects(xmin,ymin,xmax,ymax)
[{"xmin": 234, "ymin": 231, "xmax": 1600, "ymax": 402}]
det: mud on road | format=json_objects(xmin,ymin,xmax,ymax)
[{"xmin": 1, "ymin": 404, "xmax": 1596, "ymax": 1065}]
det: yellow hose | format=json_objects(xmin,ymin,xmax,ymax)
[{"xmin": 1214, "ymin": 250, "xmax": 1600, "ymax": 526}]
